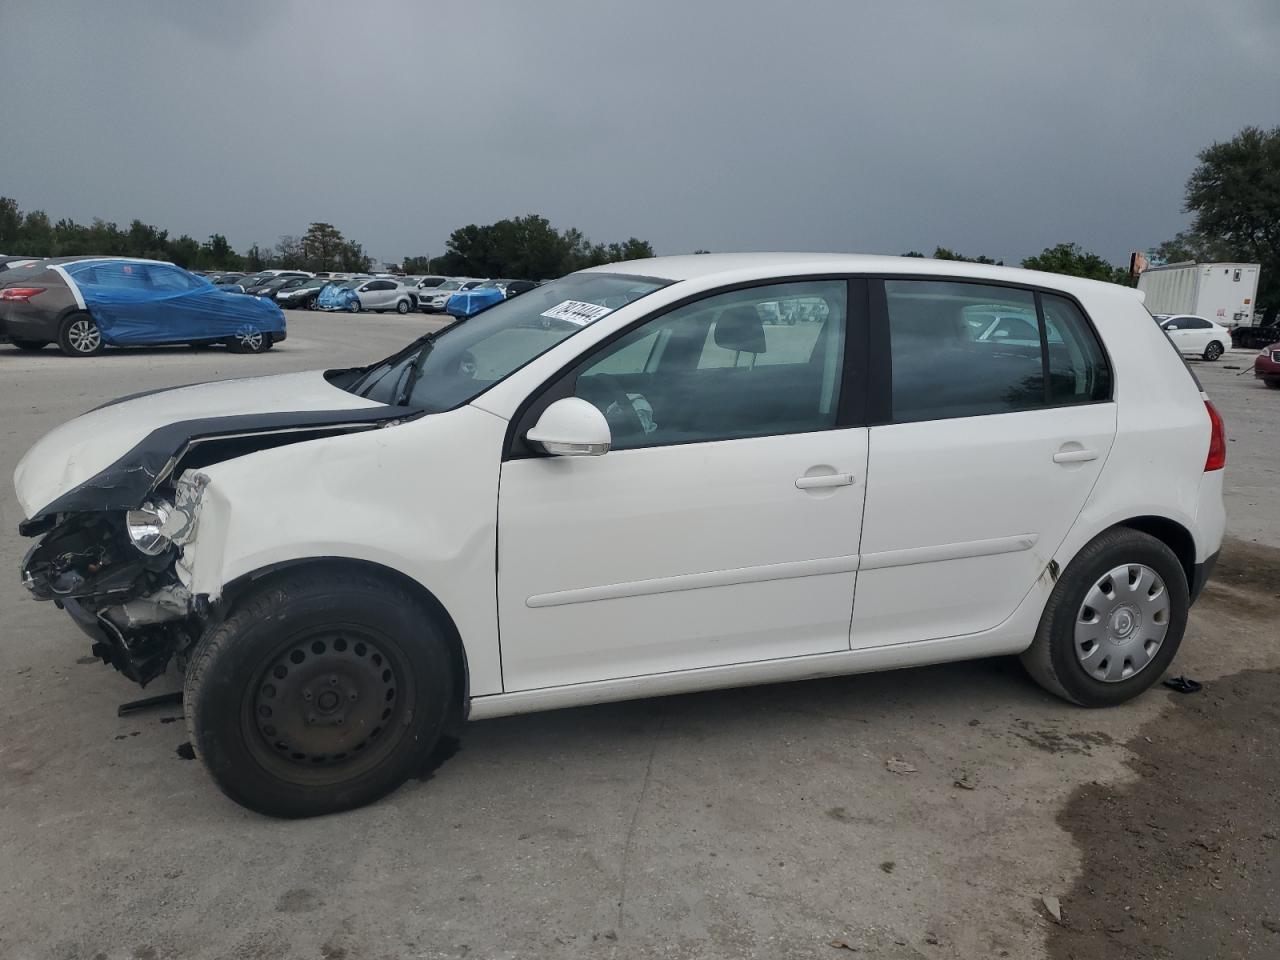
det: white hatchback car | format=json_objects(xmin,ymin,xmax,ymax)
[
  {"xmin": 14, "ymin": 254, "xmax": 1226, "ymax": 817},
  {"xmin": 1157, "ymin": 314, "xmax": 1229, "ymax": 360}
]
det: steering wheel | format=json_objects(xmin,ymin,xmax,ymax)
[{"xmin": 581, "ymin": 374, "xmax": 647, "ymax": 439}]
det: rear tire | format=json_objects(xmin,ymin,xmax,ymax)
[
  {"xmin": 1204, "ymin": 340, "xmax": 1224, "ymax": 361},
  {"xmin": 57, "ymin": 312, "xmax": 104, "ymax": 357},
  {"xmin": 11, "ymin": 339, "xmax": 48, "ymax": 351},
  {"xmin": 396, "ymin": 299, "xmax": 410, "ymax": 314},
  {"xmin": 1021, "ymin": 527, "xmax": 1188, "ymax": 707},
  {"xmin": 184, "ymin": 570, "xmax": 454, "ymax": 818}
]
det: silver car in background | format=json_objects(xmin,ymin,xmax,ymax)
[{"xmin": 352, "ymin": 278, "xmax": 415, "ymax": 314}]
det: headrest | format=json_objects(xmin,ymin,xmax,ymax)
[{"xmin": 713, "ymin": 304, "xmax": 766, "ymax": 354}]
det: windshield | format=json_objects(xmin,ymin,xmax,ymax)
[
  {"xmin": 435, "ymin": 279, "xmax": 464, "ymax": 291},
  {"xmin": 341, "ymin": 271, "xmax": 671, "ymax": 411}
]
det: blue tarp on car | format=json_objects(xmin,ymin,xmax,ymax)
[
  {"xmin": 446, "ymin": 288, "xmax": 505, "ymax": 318},
  {"xmin": 317, "ymin": 283, "xmax": 358, "ymax": 311},
  {"xmin": 60, "ymin": 259, "xmax": 285, "ymax": 345}
]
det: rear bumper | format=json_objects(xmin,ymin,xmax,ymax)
[{"xmin": 1190, "ymin": 550, "xmax": 1219, "ymax": 603}]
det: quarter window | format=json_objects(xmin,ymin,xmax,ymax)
[
  {"xmin": 574, "ymin": 281, "xmax": 848, "ymax": 450},
  {"xmin": 1041, "ymin": 295, "xmax": 1112, "ymax": 405}
]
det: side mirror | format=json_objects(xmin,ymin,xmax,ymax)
[{"xmin": 526, "ymin": 398, "xmax": 611, "ymax": 457}]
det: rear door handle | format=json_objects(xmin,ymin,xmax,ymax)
[
  {"xmin": 1053, "ymin": 448, "xmax": 1098, "ymax": 464},
  {"xmin": 795, "ymin": 473, "xmax": 855, "ymax": 489}
]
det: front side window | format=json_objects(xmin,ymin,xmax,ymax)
[
  {"xmin": 886, "ymin": 280, "xmax": 1110, "ymax": 422},
  {"xmin": 572, "ymin": 280, "xmax": 847, "ymax": 451}
]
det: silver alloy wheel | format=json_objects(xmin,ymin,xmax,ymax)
[
  {"xmin": 236, "ymin": 329, "xmax": 265, "ymax": 351},
  {"xmin": 67, "ymin": 317, "xmax": 101, "ymax": 353},
  {"xmin": 1074, "ymin": 563, "xmax": 1171, "ymax": 682}
]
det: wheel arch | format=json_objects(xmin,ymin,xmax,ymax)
[
  {"xmin": 1113, "ymin": 515, "xmax": 1196, "ymax": 588},
  {"xmin": 215, "ymin": 556, "xmax": 471, "ymax": 720}
]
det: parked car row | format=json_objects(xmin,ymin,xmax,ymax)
[{"xmin": 0, "ymin": 256, "xmax": 285, "ymax": 357}]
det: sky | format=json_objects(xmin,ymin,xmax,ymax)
[{"xmin": 2, "ymin": 0, "xmax": 1278, "ymax": 267}]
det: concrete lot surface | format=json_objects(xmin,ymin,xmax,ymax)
[{"xmin": 0, "ymin": 314, "xmax": 1277, "ymax": 960}]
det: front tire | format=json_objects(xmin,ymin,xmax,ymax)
[
  {"xmin": 184, "ymin": 570, "xmax": 454, "ymax": 818},
  {"xmin": 347, "ymin": 300, "xmax": 361, "ymax": 314},
  {"xmin": 226, "ymin": 329, "xmax": 272, "ymax": 353},
  {"xmin": 57, "ymin": 312, "xmax": 104, "ymax": 357},
  {"xmin": 1204, "ymin": 340, "xmax": 1224, "ymax": 361},
  {"xmin": 1021, "ymin": 527, "xmax": 1188, "ymax": 707}
]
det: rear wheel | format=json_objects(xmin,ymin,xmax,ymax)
[
  {"xmin": 11, "ymin": 339, "xmax": 48, "ymax": 351},
  {"xmin": 1204, "ymin": 340, "xmax": 1224, "ymax": 361},
  {"xmin": 1021, "ymin": 527, "xmax": 1188, "ymax": 706},
  {"xmin": 396, "ymin": 299, "xmax": 410, "ymax": 314},
  {"xmin": 57, "ymin": 312, "xmax": 104, "ymax": 357},
  {"xmin": 184, "ymin": 570, "xmax": 454, "ymax": 817}
]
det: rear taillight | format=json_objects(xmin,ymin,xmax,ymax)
[
  {"xmin": 0, "ymin": 287, "xmax": 45, "ymax": 302},
  {"xmin": 1204, "ymin": 400, "xmax": 1226, "ymax": 472}
]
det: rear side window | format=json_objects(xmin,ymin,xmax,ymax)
[
  {"xmin": 886, "ymin": 280, "xmax": 1110, "ymax": 422},
  {"xmin": 886, "ymin": 281, "xmax": 1042, "ymax": 422}
]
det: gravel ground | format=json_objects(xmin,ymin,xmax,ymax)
[{"xmin": 0, "ymin": 320, "xmax": 1276, "ymax": 960}]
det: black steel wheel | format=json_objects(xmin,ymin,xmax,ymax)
[{"xmin": 184, "ymin": 569, "xmax": 454, "ymax": 817}]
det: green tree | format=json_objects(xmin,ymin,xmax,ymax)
[
  {"xmin": 1021, "ymin": 242, "xmax": 1130, "ymax": 285},
  {"xmin": 900, "ymin": 247, "xmax": 1002, "ymax": 264},
  {"xmin": 1182, "ymin": 125, "xmax": 1280, "ymax": 324},
  {"xmin": 0, "ymin": 197, "xmax": 23, "ymax": 247},
  {"xmin": 302, "ymin": 222, "xmax": 345, "ymax": 271},
  {"xmin": 401, "ymin": 255, "xmax": 435, "ymax": 274}
]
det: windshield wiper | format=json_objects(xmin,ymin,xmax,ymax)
[{"xmin": 395, "ymin": 313, "xmax": 475, "ymax": 406}]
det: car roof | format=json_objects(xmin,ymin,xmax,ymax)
[{"xmin": 581, "ymin": 252, "xmax": 1141, "ymax": 299}]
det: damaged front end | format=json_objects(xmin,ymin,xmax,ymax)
[{"xmin": 21, "ymin": 477, "xmax": 210, "ymax": 686}]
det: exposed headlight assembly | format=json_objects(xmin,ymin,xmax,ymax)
[{"xmin": 125, "ymin": 502, "xmax": 174, "ymax": 556}]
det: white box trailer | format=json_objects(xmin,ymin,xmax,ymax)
[{"xmin": 1137, "ymin": 261, "xmax": 1259, "ymax": 325}]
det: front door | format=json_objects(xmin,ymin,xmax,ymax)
[
  {"xmin": 497, "ymin": 279, "xmax": 868, "ymax": 692},
  {"xmin": 851, "ymin": 279, "xmax": 1118, "ymax": 647}
]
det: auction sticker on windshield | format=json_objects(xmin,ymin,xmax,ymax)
[{"xmin": 540, "ymin": 300, "xmax": 613, "ymax": 326}]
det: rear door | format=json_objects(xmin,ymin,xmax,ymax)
[{"xmin": 851, "ymin": 279, "xmax": 1116, "ymax": 648}]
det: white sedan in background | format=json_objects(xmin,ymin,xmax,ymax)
[{"xmin": 1157, "ymin": 314, "xmax": 1229, "ymax": 360}]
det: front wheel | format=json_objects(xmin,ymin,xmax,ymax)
[
  {"xmin": 1204, "ymin": 340, "xmax": 1224, "ymax": 361},
  {"xmin": 184, "ymin": 570, "xmax": 455, "ymax": 817},
  {"xmin": 226, "ymin": 329, "xmax": 272, "ymax": 353},
  {"xmin": 57, "ymin": 312, "xmax": 104, "ymax": 357},
  {"xmin": 1021, "ymin": 528, "xmax": 1188, "ymax": 707}
]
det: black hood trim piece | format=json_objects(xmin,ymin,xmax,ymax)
[{"xmin": 30, "ymin": 405, "xmax": 415, "ymax": 522}]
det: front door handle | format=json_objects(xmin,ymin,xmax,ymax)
[
  {"xmin": 795, "ymin": 473, "xmax": 855, "ymax": 490},
  {"xmin": 1053, "ymin": 448, "xmax": 1098, "ymax": 464}
]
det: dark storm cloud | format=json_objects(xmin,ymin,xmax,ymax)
[{"xmin": 2, "ymin": 0, "xmax": 1277, "ymax": 266}]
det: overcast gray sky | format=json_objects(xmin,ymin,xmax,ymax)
[{"xmin": 2, "ymin": 0, "xmax": 1278, "ymax": 267}]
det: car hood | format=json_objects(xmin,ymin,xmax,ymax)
[{"xmin": 14, "ymin": 370, "xmax": 390, "ymax": 521}]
